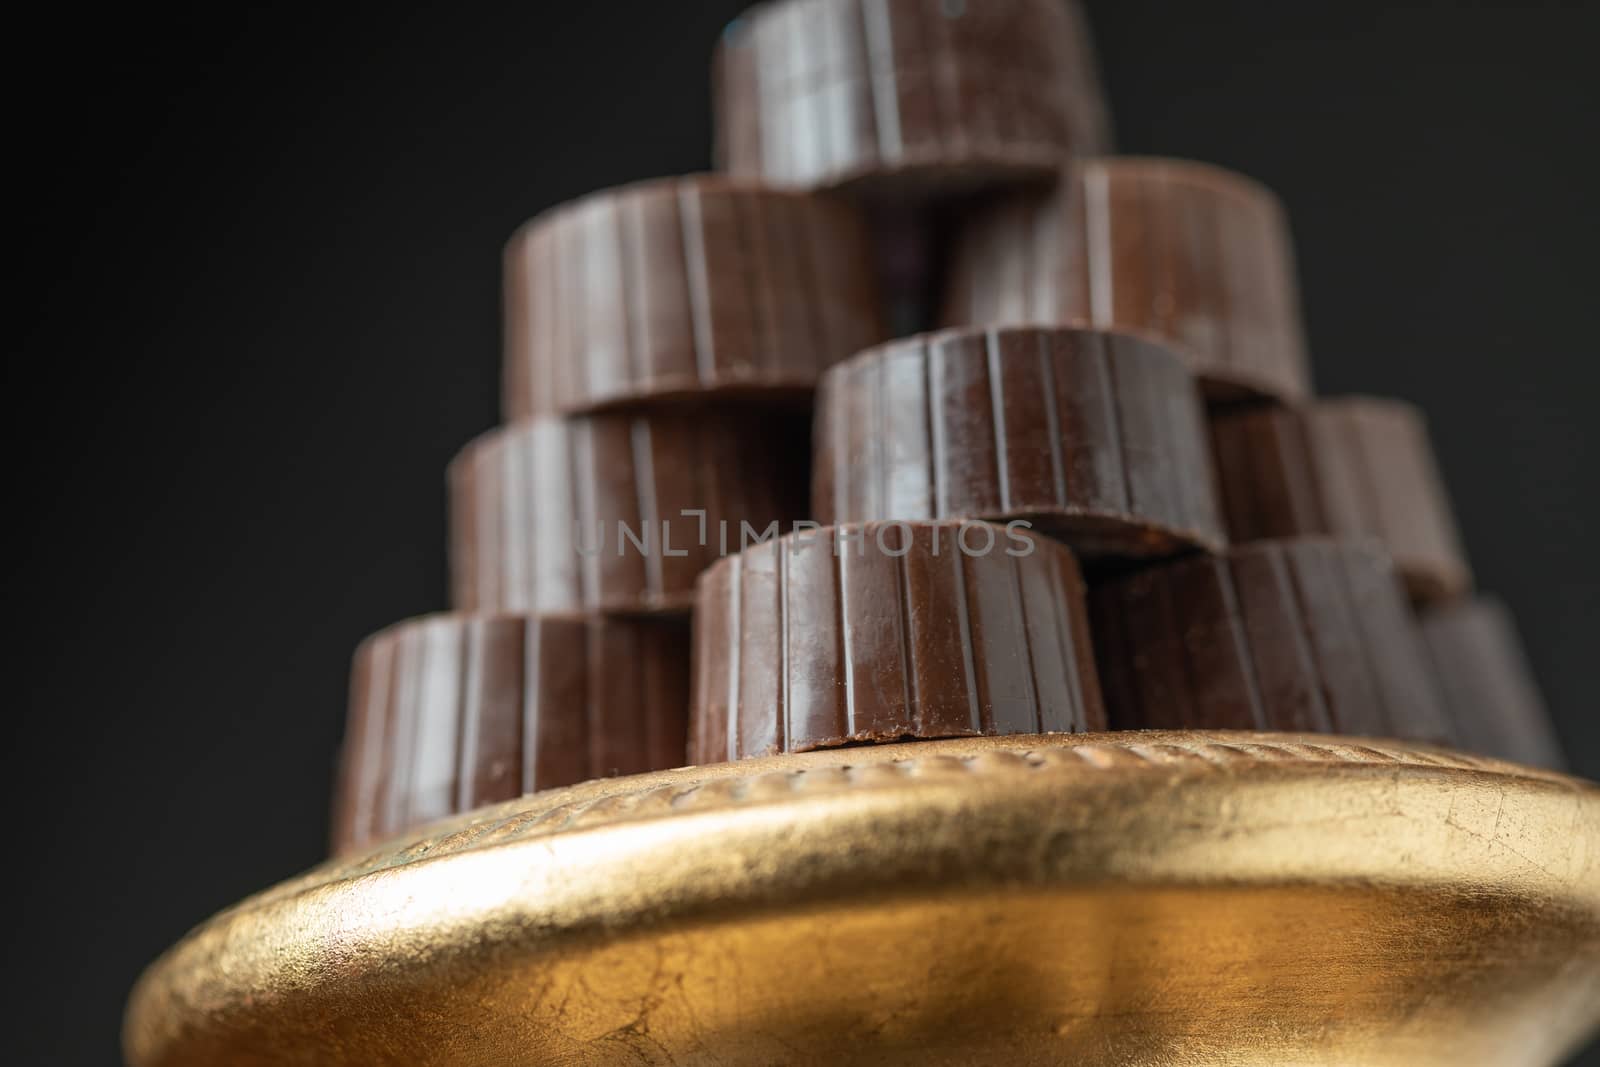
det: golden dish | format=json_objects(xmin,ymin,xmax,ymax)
[{"xmin": 125, "ymin": 731, "xmax": 1600, "ymax": 1066}]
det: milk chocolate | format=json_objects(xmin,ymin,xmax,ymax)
[
  {"xmin": 450, "ymin": 410, "xmax": 806, "ymax": 615},
  {"xmin": 1419, "ymin": 596, "xmax": 1565, "ymax": 770},
  {"xmin": 332, "ymin": 612, "xmax": 690, "ymax": 854},
  {"xmin": 503, "ymin": 175, "xmax": 884, "ymax": 416},
  {"xmin": 689, "ymin": 520, "xmax": 1105, "ymax": 763},
  {"xmin": 814, "ymin": 325, "xmax": 1226, "ymax": 557},
  {"xmin": 943, "ymin": 158, "xmax": 1312, "ymax": 402},
  {"xmin": 1210, "ymin": 397, "xmax": 1471, "ymax": 603},
  {"xmin": 1090, "ymin": 538, "xmax": 1452, "ymax": 742},
  {"xmin": 714, "ymin": 0, "xmax": 1111, "ymax": 197}
]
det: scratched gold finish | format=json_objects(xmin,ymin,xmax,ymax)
[{"xmin": 125, "ymin": 731, "xmax": 1600, "ymax": 1066}]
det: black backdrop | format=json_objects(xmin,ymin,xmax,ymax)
[{"xmin": 14, "ymin": 2, "xmax": 1599, "ymax": 1063}]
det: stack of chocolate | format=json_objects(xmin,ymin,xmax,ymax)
[{"xmin": 332, "ymin": 0, "xmax": 1562, "ymax": 854}]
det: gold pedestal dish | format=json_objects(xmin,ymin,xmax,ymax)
[{"xmin": 125, "ymin": 731, "xmax": 1600, "ymax": 1066}]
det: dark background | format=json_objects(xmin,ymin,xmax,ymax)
[{"xmin": 14, "ymin": 2, "xmax": 1598, "ymax": 1063}]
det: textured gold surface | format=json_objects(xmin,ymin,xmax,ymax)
[{"xmin": 125, "ymin": 731, "xmax": 1600, "ymax": 1066}]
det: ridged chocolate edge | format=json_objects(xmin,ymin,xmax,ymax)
[
  {"xmin": 814, "ymin": 325, "xmax": 1226, "ymax": 556},
  {"xmin": 690, "ymin": 520, "xmax": 1105, "ymax": 762},
  {"xmin": 449, "ymin": 411, "xmax": 806, "ymax": 615},
  {"xmin": 1211, "ymin": 397, "xmax": 1472, "ymax": 603},
  {"xmin": 941, "ymin": 157, "xmax": 1312, "ymax": 402},
  {"xmin": 333, "ymin": 612, "xmax": 690, "ymax": 854},
  {"xmin": 1419, "ymin": 596, "xmax": 1564, "ymax": 771},
  {"xmin": 1091, "ymin": 537, "xmax": 1452, "ymax": 742},
  {"xmin": 714, "ymin": 0, "xmax": 1111, "ymax": 191},
  {"xmin": 503, "ymin": 175, "xmax": 883, "ymax": 416}
]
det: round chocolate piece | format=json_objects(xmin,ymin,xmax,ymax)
[
  {"xmin": 714, "ymin": 0, "xmax": 1111, "ymax": 197},
  {"xmin": 689, "ymin": 519, "xmax": 1105, "ymax": 763},
  {"xmin": 332, "ymin": 612, "xmax": 689, "ymax": 854},
  {"xmin": 1419, "ymin": 596, "xmax": 1565, "ymax": 771},
  {"xmin": 450, "ymin": 410, "xmax": 806, "ymax": 615},
  {"xmin": 943, "ymin": 158, "xmax": 1312, "ymax": 402},
  {"xmin": 503, "ymin": 175, "xmax": 884, "ymax": 416},
  {"xmin": 1090, "ymin": 538, "xmax": 1452, "ymax": 742},
  {"xmin": 814, "ymin": 325, "xmax": 1226, "ymax": 558},
  {"xmin": 1210, "ymin": 396, "xmax": 1471, "ymax": 603}
]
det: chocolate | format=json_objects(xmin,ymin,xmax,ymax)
[
  {"xmin": 1210, "ymin": 397, "xmax": 1471, "ymax": 602},
  {"xmin": 1419, "ymin": 597, "xmax": 1565, "ymax": 770},
  {"xmin": 689, "ymin": 520, "xmax": 1105, "ymax": 763},
  {"xmin": 332, "ymin": 612, "xmax": 690, "ymax": 854},
  {"xmin": 943, "ymin": 158, "xmax": 1312, "ymax": 402},
  {"xmin": 1090, "ymin": 538, "xmax": 1452, "ymax": 742},
  {"xmin": 450, "ymin": 410, "xmax": 806, "ymax": 615},
  {"xmin": 714, "ymin": 0, "xmax": 1111, "ymax": 197},
  {"xmin": 502, "ymin": 175, "xmax": 885, "ymax": 416},
  {"xmin": 814, "ymin": 325, "xmax": 1226, "ymax": 558}
]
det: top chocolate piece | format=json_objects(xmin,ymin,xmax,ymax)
[
  {"xmin": 943, "ymin": 158, "xmax": 1313, "ymax": 402},
  {"xmin": 715, "ymin": 0, "xmax": 1111, "ymax": 196},
  {"xmin": 503, "ymin": 175, "xmax": 885, "ymax": 416}
]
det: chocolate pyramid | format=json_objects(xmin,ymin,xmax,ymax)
[{"xmin": 127, "ymin": 3, "xmax": 1596, "ymax": 1063}]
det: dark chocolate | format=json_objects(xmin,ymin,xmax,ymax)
[
  {"xmin": 503, "ymin": 175, "xmax": 884, "ymax": 416},
  {"xmin": 714, "ymin": 0, "xmax": 1111, "ymax": 197},
  {"xmin": 332, "ymin": 613, "xmax": 690, "ymax": 854},
  {"xmin": 943, "ymin": 158, "xmax": 1312, "ymax": 402},
  {"xmin": 1418, "ymin": 596, "xmax": 1565, "ymax": 770},
  {"xmin": 1210, "ymin": 397, "xmax": 1471, "ymax": 603},
  {"xmin": 814, "ymin": 325, "xmax": 1226, "ymax": 557},
  {"xmin": 450, "ymin": 410, "xmax": 807, "ymax": 615},
  {"xmin": 689, "ymin": 519, "xmax": 1105, "ymax": 763},
  {"xmin": 1090, "ymin": 538, "xmax": 1452, "ymax": 742}
]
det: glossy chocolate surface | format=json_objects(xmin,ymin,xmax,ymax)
[
  {"xmin": 450, "ymin": 410, "xmax": 807, "ymax": 615},
  {"xmin": 690, "ymin": 520, "xmax": 1105, "ymax": 763},
  {"xmin": 332, "ymin": 613, "xmax": 690, "ymax": 854},
  {"xmin": 814, "ymin": 325, "xmax": 1226, "ymax": 557},
  {"xmin": 503, "ymin": 175, "xmax": 884, "ymax": 416},
  {"xmin": 1419, "ymin": 596, "xmax": 1565, "ymax": 770},
  {"xmin": 943, "ymin": 158, "xmax": 1312, "ymax": 402},
  {"xmin": 715, "ymin": 0, "xmax": 1110, "ymax": 196},
  {"xmin": 1210, "ymin": 396, "xmax": 1471, "ymax": 603},
  {"xmin": 1091, "ymin": 538, "xmax": 1452, "ymax": 742}
]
